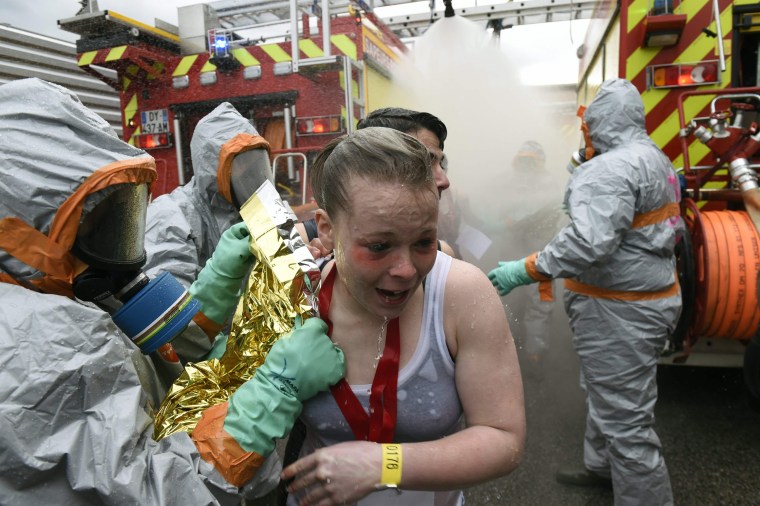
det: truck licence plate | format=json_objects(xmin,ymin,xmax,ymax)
[{"xmin": 141, "ymin": 109, "xmax": 169, "ymax": 134}]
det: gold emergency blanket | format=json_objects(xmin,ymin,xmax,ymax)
[{"xmin": 153, "ymin": 182, "xmax": 319, "ymax": 440}]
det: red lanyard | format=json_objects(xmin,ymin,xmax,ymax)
[{"xmin": 319, "ymin": 266, "xmax": 399, "ymax": 443}]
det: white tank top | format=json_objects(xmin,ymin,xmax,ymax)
[{"xmin": 290, "ymin": 252, "xmax": 465, "ymax": 506}]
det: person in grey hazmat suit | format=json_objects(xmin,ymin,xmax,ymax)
[
  {"xmin": 0, "ymin": 78, "xmax": 344, "ymax": 505},
  {"xmin": 488, "ymin": 78, "xmax": 682, "ymax": 505},
  {"xmin": 143, "ymin": 102, "xmax": 273, "ymax": 360},
  {"xmin": 499, "ymin": 140, "xmax": 564, "ymax": 379}
]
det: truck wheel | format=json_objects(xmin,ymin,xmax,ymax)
[{"xmin": 743, "ymin": 339, "xmax": 760, "ymax": 410}]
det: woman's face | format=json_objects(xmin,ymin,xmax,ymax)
[{"xmin": 318, "ymin": 176, "xmax": 439, "ymax": 320}]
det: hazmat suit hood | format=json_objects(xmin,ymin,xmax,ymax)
[
  {"xmin": 0, "ymin": 78, "xmax": 155, "ymax": 296},
  {"xmin": 190, "ymin": 102, "xmax": 271, "ymax": 218},
  {"xmin": 537, "ymin": 78, "xmax": 681, "ymax": 292},
  {"xmin": 584, "ymin": 78, "xmax": 649, "ymax": 156},
  {"xmin": 0, "ymin": 79, "xmax": 279, "ymax": 505},
  {"xmin": 143, "ymin": 103, "xmax": 271, "ymax": 291}
]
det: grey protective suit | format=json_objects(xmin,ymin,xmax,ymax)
[
  {"xmin": 535, "ymin": 79, "xmax": 681, "ymax": 505},
  {"xmin": 143, "ymin": 103, "xmax": 260, "ymax": 360},
  {"xmin": 0, "ymin": 79, "xmax": 278, "ymax": 505},
  {"xmin": 143, "ymin": 102, "xmax": 258, "ymax": 287}
]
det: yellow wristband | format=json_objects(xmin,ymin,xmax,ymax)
[{"xmin": 380, "ymin": 443, "xmax": 402, "ymax": 486}]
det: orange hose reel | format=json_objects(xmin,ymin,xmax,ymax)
[{"xmin": 694, "ymin": 210, "xmax": 760, "ymax": 341}]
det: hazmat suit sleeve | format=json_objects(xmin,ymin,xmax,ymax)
[
  {"xmin": 144, "ymin": 196, "xmax": 223, "ymax": 362},
  {"xmin": 534, "ymin": 155, "xmax": 636, "ymax": 279},
  {"xmin": 143, "ymin": 195, "xmax": 201, "ymax": 289},
  {"xmin": 0, "ymin": 283, "xmax": 279, "ymax": 505}
]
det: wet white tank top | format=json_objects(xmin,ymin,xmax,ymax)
[{"xmin": 290, "ymin": 252, "xmax": 465, "ymax": 506}]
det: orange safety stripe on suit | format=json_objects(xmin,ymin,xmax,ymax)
[
  {"xmin": 530, "ymin": 201, "xmax": 681, "ymax": 302},
  {"xmin": 192, "ymin": 402, "xmax": 266, "ymax": 488},
  {"xmin": 193, "ymin": 311, "xmax": 226, "ymax": 341},
  {"xmin": 0, "ymin": 158, "xmax": 156, "ymax": 296}
]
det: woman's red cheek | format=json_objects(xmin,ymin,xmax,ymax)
[{"xmin": 350, "ymin": 248, "xmax": 380, "ymax": 266}]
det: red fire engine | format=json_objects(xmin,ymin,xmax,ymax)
[
  {"xmin": 577, "ymin": 0, "xmax": 760, "ymax": 397},
  {"xmin": 58, "ymin": 1, "xmax": 406, "ymax": 213}
]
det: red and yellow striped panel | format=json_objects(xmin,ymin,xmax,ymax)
[
  {"xmin": 78, "ymin": 45, "xmax": 166, "ymax": 91},
  {"xmin": 169, "ymin": 36, "xmax": 360, "ymax": 77},
  {"xmin": 621, "ymin": 0, "xmax": 734, "ymax": 169},
  {"xmin": 123, "ymin": 92, "xmax": 139, "ymax": 145}
]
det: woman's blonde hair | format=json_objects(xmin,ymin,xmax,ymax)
[{"xmin": 309, "ymin": 127, "xmax": 434, "ymax": 217}]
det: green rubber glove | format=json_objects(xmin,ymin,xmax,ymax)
[
  {"xmin": 189, "ymin": 222, "xmax": 253, "ymax": 325},
  {"xmin": 488, "ymin": 258, "xmax": 536, "ymax": 296},
  {"xmin": 223, "ymin": 317, "xmax": 345, "ymax": 455}
]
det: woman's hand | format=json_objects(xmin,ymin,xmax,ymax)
[{"xmin": 281, "ymin": 440, "xmax": 382, "ymax": 505}]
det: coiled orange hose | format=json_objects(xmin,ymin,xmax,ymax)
[{"xmin": 697, "ymin": 211, "xmax": 760, "ymax": 340}]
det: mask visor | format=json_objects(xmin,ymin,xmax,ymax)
[
  {"xmin": 74, "ymin": 184, "xmax": 149, "ymax": 270},
  {"xmin": 230, "ymin": 148, "xmax": 273, "ymax": 208}
]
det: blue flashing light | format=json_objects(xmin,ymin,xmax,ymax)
[{"xmin": 214, "ymin": 35, "xmax": 228, "ymax": 51}]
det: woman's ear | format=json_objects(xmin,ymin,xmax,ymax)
[{"xmin": 315, "ymin": 209, "xmax": 335, "ymax": 252}]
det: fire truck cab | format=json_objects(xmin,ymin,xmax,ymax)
[
  {"xmin": 576, "ymin": 0, "xmax": 760, "ymax": 398},
  {"xmin": 58, "ymin": 1, "xmax": 406, "ymax": 214}
]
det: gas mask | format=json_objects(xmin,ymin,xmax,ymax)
[
  {"xmin": 230, "ymin": 147, "xmax": 274, "ymax": 209},
  {"xmin": 72, "ymin": 183, "xmax": 199, "ymax": 354},
  {"xmin": 513, "ymin": 141, "xmax": 546, "ymax": 173},
  {"xmin": 566, "ymin": 106, "xmax": 599, "ymax": 174}
]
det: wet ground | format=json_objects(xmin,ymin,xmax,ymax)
[{"xmin": 465, "ymin": 310, "xmax": 760, "ymax": 506}]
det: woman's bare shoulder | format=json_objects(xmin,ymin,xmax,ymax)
[
  {"xmin": 442, "ymin": 258, "xmax": 510, "ymax": 357},
  {"xmin": 445, "ymin": 258, "xmax": 494, "ymax": 295},
  {"xmin": 443, "ymin": 258, "xmax": 504, "ymax": 324}
]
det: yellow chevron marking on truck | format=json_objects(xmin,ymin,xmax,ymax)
[
  {"xmin": 642, "ymin": 88, "xmax": 669, "ymax": 115},
  {"xmin": 147, "ymin": 62, "xmax": 165, "ymax": 80},
  {"xmin": 299, "ymin": 39, "xmax": 324, "ymax": 58},
  {"xmin": 232, "ymin": 48, "xmax": 260, "ymax": 67},
  {"xmin": 626, "ymin": 47, "xmax": 660, "ymax": 81},
  {"xmin": 650, "ymin": 79, "xmax": 730, "ymax": 168},
  {"xmin": 338, "ymin": 70, "xmax": 360, "ymax": 98},
  {"xmin": 331, "ymin": 34, "xmax": 356, "ymax": 61},
  {"xmin": 625, "ymin": 0, "xmax": 710, "ymax": 81},
  {"xmin": 105, "ymin": 45, "xmax": 127, "ymax": 62},
  {"xmin": 200, "ymin": 60, "xmax": 217, "ymax": 72},
  {"xmin": 261, "ymin": 43, "xmax": 291, "ymax": 62},
  {"xmin": 124, "ymin": 93, "xmax": 138, "ymax": 145},
  {"xmin": 675, "ymin": 32, "xmax": 717, "ymax": 63},
  {"xmin": 173, "ymin": 55, "xmax": 198, "ymax": 76},
  {"xmin": 78, "ymin": 51, "xmax": 97, "ymax": 66},
  {"xmin": 671, "ymin": 142, "xmax": 708, "ymax": 173},
  {"xmin": 627, "ymin": 0, "xmax": 649, "ymax": 33}
]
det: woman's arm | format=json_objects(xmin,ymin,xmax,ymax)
[{"xmin": 400, "ymin": 259, "xmax": 525, "ymax": 488}]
